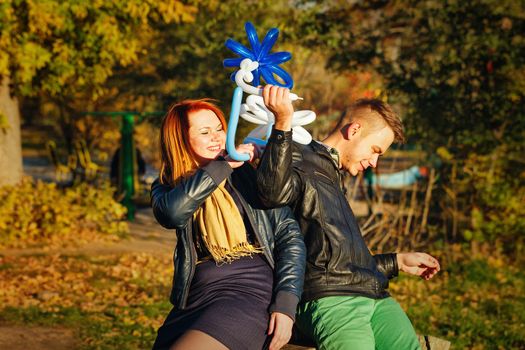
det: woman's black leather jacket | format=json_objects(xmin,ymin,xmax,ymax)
[{"xmin": 151, "ymin": 159, "xmax": 306, "ymax": 319}]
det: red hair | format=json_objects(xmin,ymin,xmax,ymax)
[{"xmin": 159, "ymin": 99, "xmax": 227, "ymax": 186}]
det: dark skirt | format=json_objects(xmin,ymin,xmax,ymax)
[{"xmin": 152, "ymin": 254, "xmax": 274, "ymax": 350}]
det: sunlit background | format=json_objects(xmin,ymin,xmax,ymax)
[{"xmin": 0, "ymin": 1, "xmax": 523, "ymax": 349}]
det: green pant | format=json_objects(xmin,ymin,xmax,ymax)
[{"xmin": 296, "ymin": 296, "xmax": 421, "ymax": 350}]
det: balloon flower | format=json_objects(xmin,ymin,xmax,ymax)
[
  {"xmin": 224, "ymin": 22, "xmax": 293, "ymax": 89},
  {"xmin": 223, "ymin": 22, "xmax": 316, "ymax": 161}
]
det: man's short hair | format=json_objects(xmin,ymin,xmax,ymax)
[{"xmin": 336, "ymin": 99, "xmax": 406, "ymax": 144}]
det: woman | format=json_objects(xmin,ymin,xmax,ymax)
[{"xmin": 150, "ymin": 99, "xmax": 306, "ymax": 350}]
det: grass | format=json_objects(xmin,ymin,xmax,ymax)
[
  {"xmin": 392, "ymin": 254, "xmax": 525, "ymax": 349},
  {"xmin": 1, "ymin": 251, "xmax": 524, "ymax": 349},
  {"xmin": 0, "ymin": 303, "xmax": 172, "ymax": 350},
  {"xmin": 0, "ymin": 253, "xmax": 173, "ymax": 349}
]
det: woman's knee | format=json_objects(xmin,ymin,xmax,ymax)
[{"xmin": 169, "ymin": 330, "xmax": 228, "ymax": 350}]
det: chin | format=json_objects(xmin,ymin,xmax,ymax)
[
  {"xmin": 345, "ymin": 167, "xmax": 355, "ymax": 176},
  {"xmin": 208, "ymin": 151, "xmax": 222, "ymax": 159}
]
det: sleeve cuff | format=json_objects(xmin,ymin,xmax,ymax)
[
  {"xmin": 268, "ymin": 290, "xmax": 300, "ymax": 321},
  {"xmin": 201, "ymin": 159, "xmax": 233, "ymax": 185},
  {"xmin": 269, "ymin": 128, "xmax": 293, "ymax": 144},
  {"xmin": 375, "ymin": 253, "xmax": 399, "ymax": 279},
  {"xmin": 391, "ymin": 253, "xmax": 399, "ymax": 278}
]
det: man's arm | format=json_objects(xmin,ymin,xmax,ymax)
[
  {"xmin": 257, "ymin": 85, "xmax": 302, "ymax": 207},
  {"xmin": 257, "ymin": 129, "xmax": 303, "ymax": 207}
]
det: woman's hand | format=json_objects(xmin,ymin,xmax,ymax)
[
  {"xmin": 253, "ymin": 143, "xmax": 265, "ymax": 160},
  {"xmin": 397, "ymin": 252, "xmax": 440, "ymax": 280},
  {"xmin": 223, "ymin": 143, "xmax": 255, "ymax": 168},
  {"xmin": 267, "ymin": 312, "xmax": 293, "ymax": 350}
]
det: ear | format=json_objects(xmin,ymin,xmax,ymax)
[{"xmin": 344, "ymin": 122, "xmax": 361, "ymax": 140}]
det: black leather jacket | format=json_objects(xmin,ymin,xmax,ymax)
[
  {"xmin": 257, "ymin": 129, "xmax": 398, "ymax": 302},
  {"xmin": 151, "ymin": 159, "xmax": 306, "ymax": 319}
]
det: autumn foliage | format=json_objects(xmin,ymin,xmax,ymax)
[{"xmin": 0, "ymin": 178, "xmax": 128, "ymax": 248}]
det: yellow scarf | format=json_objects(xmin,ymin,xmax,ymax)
[{"xmin": 194, "ymin": 181, "xmax": 263, "ymax": 264}]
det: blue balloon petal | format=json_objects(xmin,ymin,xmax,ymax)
[
  {"xmin": 260, "ymin": 51, "xmax": 291, "ymax": 65},
  {"xmin": 225, "ymin": 39, "xmax": 255, "ymax": 60},
  {"xmin": 230, "ymin": 71, "xmax": 237, "ymax": 83},
  {"xmin": 223, "ymin": 57, "xmax": 244, "ymax": 67},
  {"xmin": 252, "ymin": 69, "xmax": 261, "ymax": 86},
  {"xmin": 258, "ymin": 28, "xmax": 279, "ymax": 59},
  {"xmin": 260, "ymin": 67, "xmax": 278, "ymax": 86},
  {"xmin": 245, "ymin": 22, "xmax": 260, "ymax": 55},
  {"xmin": 260, "ymin": 65, "xmax": 294, "ymax": 89},
  {"xmin": 269, "ymin": 65, "xmax": 294, "ymax": 89}
]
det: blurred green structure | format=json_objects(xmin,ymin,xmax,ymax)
[{"xmin": 84, "ymin": 111, "xmax": 162, "ymax": 220}]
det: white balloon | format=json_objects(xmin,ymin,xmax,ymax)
[
  {"xmin": 239, "ymin": 96, "xmax": 316, "ymax": 145},
  {"xmin": 232, "ymin": 58, "xmax": 316, "ymax": 146},
  {"xmin": 235, "ymin": 59, "xmax": 302, "ymax": 100},
  {"xmin": 291, "ymin": 109, "xmax": 316, "ymax": 126},
  {"xmin": 235, "ymin": 60, "xmax": 260, "ymax": 96},
  {"xmin": 291, "ymin": 126, "xmax": 312, "ymax": 145},
  {"xmin": 240, "ymin": 104, "xmax": 268, "ymax": 124}
]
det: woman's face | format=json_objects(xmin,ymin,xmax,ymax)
[{"xmin": 187, "ymin": 109, "xmax": 226, "ymax": 166}]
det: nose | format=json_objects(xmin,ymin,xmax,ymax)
[
  {"xmin": 211, "ymin": 130, "xmax": 222, "ymax": 140},
  {"xmin": 369, "ymin": 154, "xmax": 379, "ymax": 168}
]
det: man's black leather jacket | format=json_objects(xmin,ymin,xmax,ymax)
[
  {"xmin": 257, "ymin": 129, "xmax": 398, "ymax": 302},
  {"xmin": 151, "ymin": 159, "xmax": 306, "ymax": 319}
]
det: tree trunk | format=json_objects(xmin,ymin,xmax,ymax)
[{"xmin": 0, "ymin": 75, "xmax": 23, "ymax": 186}]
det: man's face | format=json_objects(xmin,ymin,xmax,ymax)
[{"xmin": 340, "ymin": 125, "xmax": 395, "ymax": 176}]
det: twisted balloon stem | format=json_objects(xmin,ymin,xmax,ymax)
[{"xmin": 235, "ymin": 58, "xmax": 302, "ymax": 100}]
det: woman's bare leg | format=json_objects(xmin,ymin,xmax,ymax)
[{"xmin": 169, "ymin": 330, "xmax": 228, "ymax": 350}]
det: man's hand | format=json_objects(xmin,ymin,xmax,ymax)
[
  {"xmin": 262, "ymin": 85, "xmax": 294, "ymax": 131},
  {"xmin": 397, "ymin": 252, "xmax": 440, "ymax": 280},
  {"xmin": 267, "ymin": 312, "xmax": 293, "ymax": 350}
]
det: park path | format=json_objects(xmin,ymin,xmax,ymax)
[{"xmin": 0, "ymin": 208, "xmax": 176, "ymax": 257}]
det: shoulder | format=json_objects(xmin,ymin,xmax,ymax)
[
  {"xmin": 293, "ymin": 141, "xmax": 324, "ymax": 169},
  {"xmin": 291, "ymin": 141, "xmax": 317, "ymax": 165},
  {"xmin": 151, "ymin": 177, "xmax": 169, "ymax": 191}
]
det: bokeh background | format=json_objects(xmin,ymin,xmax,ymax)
[{"xmin": 0, "ymin": 0, "xmax": 524, "ymax": 349}]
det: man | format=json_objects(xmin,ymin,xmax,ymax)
[{"xmin": 257, "ymin": 85, "xmax": 440, "ymax": 350}]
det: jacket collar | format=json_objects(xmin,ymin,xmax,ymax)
[{"xmin": 310, "ymin": 141, "xmax": 340, "ymax": 173}]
